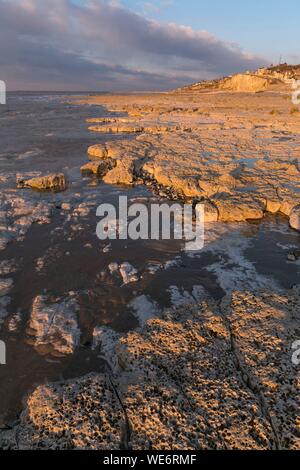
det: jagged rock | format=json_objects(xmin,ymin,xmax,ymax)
[
  {"xmin": 280, "ymin": 199, "xmax": 298, "ymax": 216},
  {"xmin": 289, "ymin": 206, "xmax": 300, "ymax": 231},
  {"xmin": 266, "ymin": 198, "xmax": 282, "ymax": 214},
  {"xmin": 214, "ymin": 195, "xmax": 265, "ymax": 222},
  {"xmin": 103, "ymin": 161, "xmax": 134, "ymax": 185},
  {"xmin": 80, "ymin": 160, "xmax": 115, "ymax": 177},
  {"xmin": 141, "ymin": 163, "xmax": 202, "ymax": 199},
  {"xmin": 87, "ymin": 144, "xmax": 109, "ymax": 160},
  {"xmin": 17, "ymin": 173, "xmax": 67, "ymax": 192},
  {"xmin": 81, "ymin": 162, "xmax": 102, "ymax": 176}
]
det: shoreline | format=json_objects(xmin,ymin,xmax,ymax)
[
  {"xmin": 76, "ymin": 89, "xmax": 300, "ymax": 229},
  {"xmin": 0, "ymin": 89, "xmax": 299, "ymax": 449}
]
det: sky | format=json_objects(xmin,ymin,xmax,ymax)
[{"xmin": 0, "ymin": 0, "xmax": 299, "ymax": 91}]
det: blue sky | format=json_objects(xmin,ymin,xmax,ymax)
[
  {"xmin": 1, "ymin": 0, "xmax": 299, "ymax": 90},
  {"xmin": 120, "ymin": 0, "xmax": 300, "ymax": 63},
  {"xmin": 73, "ymin": 0, "xmax": 300, "ymax": 63}
]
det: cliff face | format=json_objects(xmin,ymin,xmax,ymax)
[
  {"xmin": 220, "ymin": 74, "xmax": 272, "ymax": 92},
  {"xmin": 175, "ymin": 64, "xmax": 300, "ymax": 93}
]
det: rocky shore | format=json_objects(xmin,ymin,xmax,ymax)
[
  {"xmin": 80, "ymin": 82, "xmax": 300, "ymax": 228},
  {"xmin": 1, "ymin": 286, "xmax": 299, "ymax": 449},
  {"xmin": 0, "ymin": 70, "xmax": 299, "ymax": 450}
]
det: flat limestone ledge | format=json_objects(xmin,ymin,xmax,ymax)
[
  {"xmin": 85, "ymin": 130, "xmax": 300, "ymax": 225},
  {"xmin": 80, "ymin": 90, "xmax": 300, "ymax": 131},
  {"xmin": 88, "ymin": 123, "xmax": 191, "ymax": 134},
  {"xmin": 1, "ymin": 287, "xmax": 299, "ymax": 450},
  {"xmin": 83, "ymin": 89, "xmax": 300, "ymax": 226}
]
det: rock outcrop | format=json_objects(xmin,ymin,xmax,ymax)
[
  {"xmin": 175, "ymin": 64, "xmax": 300, "ymax": 93},
  {"xmin": 220, "ymin": 74, "xmax": 272, "ymax": 92},
  {"xmin": 80, "ymin": 160, "xmax": 116, "ymax": 177},
  {"xmin": 27, "ymin": 294, "xmax": 81, "ymax": 357},
  {"xmin": 17, "ymin": 173, "xmax": 67, "ymax": 192},
  {"xmin": 85, "ymin": 125, "xmax": 300, "ymax": 222},
  {"xmin": 81, "ymin": 84, "xmax": 300, "ymax": 223},
  {"xmin": 103, "ymin": 161, "xmax": 134, "ymax": 185},
  {"xmin": 289, "ymin": 206, "xmax": 300, "ymax": 231}
]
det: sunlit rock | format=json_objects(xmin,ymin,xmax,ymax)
[{"xmin": 17, "ymin": 173, "xmax": 67, "ymax": 192}]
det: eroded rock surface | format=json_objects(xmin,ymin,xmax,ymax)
[
  {"xmin": 27, "ymin": 294, "xmax": 81, "ymax": 357},
  {"xmin": 2, "ymin": 287, "xmax": 299, "ymax": 450},
  {"xmin": 1, "ymin": 71, "xmax": 299, "ymax": 451},
  {"xmin": 0, "ymin": 191, "xmax": 52, "ymax": 250},
  {"xmin": 0, "ymin": 375, "xmax": 123, "ymax": 450},
  {"xmin": 83, "ymin": 90, "xmax": 300, "ymax": 224}
]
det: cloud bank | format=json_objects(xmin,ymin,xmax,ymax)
[{"xmin": 0, "ymin": 0, "xmax": 267, "ymax": 91}]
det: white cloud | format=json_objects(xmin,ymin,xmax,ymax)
[{"xmin": 0, "ymin": 0, "xmax": 267, "ymax": 90}]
